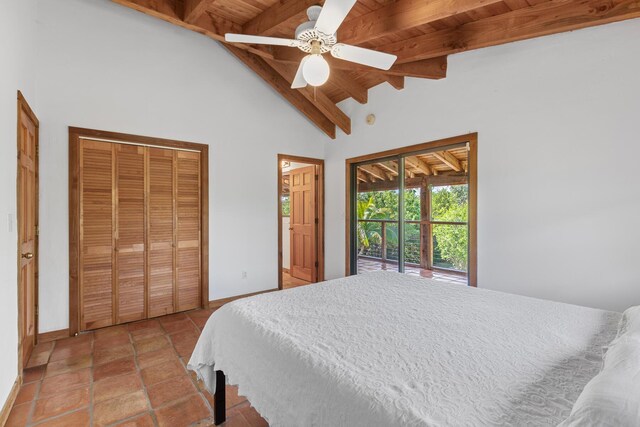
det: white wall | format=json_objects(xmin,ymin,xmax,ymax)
[
  {"xmin": 0, "ymin": 0, "xmax": 38, "ymax": 408},
  {"xmin": 325, "ymin": 20, "xmax": 640, "ymax": 313},
  {"xmin": 35, "ymin": 0, "xmax": 325, "ymax": 333}
]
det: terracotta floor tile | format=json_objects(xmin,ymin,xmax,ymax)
[
  {"xmin": 27, "ymin": 350, "xmax": 52, "ymax": 368},
  {"xmin": 8, "ymin": 310, "xmax": 268, "ymax": 427},
  {"xmin": 44, "ymin": 354, "xmax": 92, "ymax": 378},
  {"xmin": 112, "ymin": 412, "xmax": 155, "ymax": 427},
  {"xmin": 54, "ymin": 333, "xmax": 93, "ymax": 349},
  {"xmin": 141, "ymin": 360, "xmax": 185, "ymax": 386},
  {"xmin": 49, "ymin": 339, "xmax": 92, "ymax": 362},
  {"xmin": 134, "ymin": 335, "xmax": 170, "ymax": 355},
  {"xmin": 23, "ymin": 365, "xmax": 45, "ymax": 383},
  {"xmin": 40, "ymin": 368, "xmax": 91, "ymax": 397},
  {"xmin": 94, "ymin": 343, "xmax": 134, "ymax": 365},
  {"xmin": 136, "ymin": 347, "xmax": 176, "ymax": 370},
  {"xmin": 94, "ymin": 372, "xmax": 144, "ymax": 403},
  {"xmin": 34, "ymin": 409, "xmax": 90, "ymax": 427},
  {"xmin": 15, "ymin": 381, "xmax": 38, "ymax": 405},
  {"xmin": 170, "ymin": 332, "xmax": 199, "ymax": 357},
  {"xmin": 238, "ymin": 405, "xmax": 269, "ymax": 427},
  {"xmin": 94, "ymin": 324, "xmax": 128, "ymax": 339},
  {"xmin": 5, "ymin": 402, "xmax": 31, "ymax": 427},
  {"xmin": 221, "ymin": 412, "xmax": 252, "ymax": 427},
  {"xmin": 161, "ymin": 318, "xmax": 198, "ymax": 335},
  {"xmin": 154, "ymin": 394, "xmax": 211, "ymax": 427},
  {"xmin": 93, "ymin": 357, "xmax": 137, "ymax": 382},
  {"xmin": 94, "ymin": 333, "xmax": 131, "ymax": 350},
  {"xmin": 32, "ymin": 386, "xmax": 90, "ymax": 423},
  {"xmin": 147, "ymin": 375, "xmax": 198, "ymax": 408},
  {"xmin": 93, "ymin": 390, "xmax": 149, "ymax": 427}
]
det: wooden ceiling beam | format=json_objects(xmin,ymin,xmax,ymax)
[
  {"xmin": 243, "ymin": 0, "xmax": 322, "ymax": 36},
  {"xmin": 266, "ymin": 60, "xmax": 351, "ymax": 135},
  {"xmin": 376, "ymin": 162, "xmax": 399, "ymax": 176},
  {"xmin": 357, "ymin": 170, "xmax": 369, "ymax": 182},
  {"xmin": 271, "ymin": 47, "xmax": 448, "ymax": 79},
  {"xmin": 329, "ymin": 70, "xmax": 368, "ymax": 104},
  {"xmin": 384, "ymin": 75, "xmax": 405, "ymax": 90},
  {"xmin": 382, "ymin": 0, "xmax": 640, "ymax": 64},
  {"xmin": 338, "ymin": 0, "xmax": 504, "ymax": 46},
  {"xmin": 184, "ymin": 0, "xmax": 210, "ymax": 24},
  {"xmin": 112, "ymin": 0, "xmax": 274, "ymax": 59},
  {"xmin": 225, "ymin": 45, "xmax": 336, "ymax": 138},
  {"xmin": 432, "ymin": 151, "xmax": 462, "ymax": 171}
]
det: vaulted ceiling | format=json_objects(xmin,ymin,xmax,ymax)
[{"xmin": 113, "ymin": 0, "xmax": 639, "ymax": 138}]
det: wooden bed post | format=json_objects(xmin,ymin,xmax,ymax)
[{"xmin": 214, "ymin": 370, "xmax": 226, "ymax": 425}]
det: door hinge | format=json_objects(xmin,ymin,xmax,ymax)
[
  {"xmin": 35, "ymin": 225, "xmax": 39, "ymax": 236},
  {"xmin": 315, "ymin": 261, "xmax": 319, "ymax": 268},
  {"xmin": 315, "ymin": 218, "xmax": 319, "ymax": 224}
]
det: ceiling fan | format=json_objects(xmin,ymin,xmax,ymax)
[{"xmin": 225, "ymin": 1, "xmax": 397, "ymax": 88}]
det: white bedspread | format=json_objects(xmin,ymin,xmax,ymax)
[{"xmin": 188, "ymin": 272, "xmax": 620, "ymax": 426}]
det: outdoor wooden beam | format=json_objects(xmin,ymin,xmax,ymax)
[
  {"xmin": 433, "ymin": 151, "xmax": 462, "ymax": 172},
  {"xmin": 266, "ymin": 59, "xmax": 351, "ymax": 135},
  {"xmin": 376, "ymin": 162, "xmax": 399, "ymax": 176},
  {"xmin": 381, "ymin": 0, "xmax": 640, "ymax": 64},
  {"xmin": 357, "ymin": 170, "xmax": 369, "ymax": 182},
  {"xmin": 405, "ymin": 156, "xmax": 433, "ymax": 176},
  {"xmin": 225, "ymin": 46, "xmax": 336, "ymax": 138},
  {"xmin": 243, "ymin": 0, "xmax": 323, "ymax": 36},
  {"xmin": 272, "ymin": 47, "xmax": 447, "ymax": 79},
  {"xmin": 358, "ymin": 172, "xmax": 467, "ymax": 192},
  {"xmin": 184, "ymin": 0, "xmax": 210, "ymax": 24},
  {"xmin": 329, "ymin": 70, "xmax": 368, "ymax": 104},
  {"xmin": 359, "ymin": 164, "xmax": 387, "ymax": 181},
  {"xmin": 337, "ymin": 0, "xmax": 504, "ymax": 46}
]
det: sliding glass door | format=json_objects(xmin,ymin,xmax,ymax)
[{"xmin": 350, "ymin": 143, "xmax": 470, "ymax": 285}]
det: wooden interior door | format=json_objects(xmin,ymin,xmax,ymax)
[
  {"xmin": 289, "ymin": 166, "xmax": 317, "ymax": 282},
  {"xmin": 176, "ymin": 151, "xmax": 201, "ymax": 311},
  {"xmin": 18, "ymin": 94, "xmax": 38, "ymax": 367}
]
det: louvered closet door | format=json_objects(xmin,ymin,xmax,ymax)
[
  {"xmin": 176, "ymin": 151, "xmax": 201, "ymax": 311},
  {"xmin": 115, "ymin": 144, "xmax": 146, "ymax": 323},
  {"xmin": 80, "ymin": 140, "xmax": 115, "ymax": 330},
  {"xmin": 148, "ymin": 148, "xmax": 176, "ymax": 317}
]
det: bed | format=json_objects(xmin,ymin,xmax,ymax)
[{"xmin": 188, "ymin": 271, "xmax": 623, "ymax": 426}]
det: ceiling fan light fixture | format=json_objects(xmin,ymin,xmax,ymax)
[{"xmin": 302, "ymin": 54, "xmax": 330, "ymax": 87}]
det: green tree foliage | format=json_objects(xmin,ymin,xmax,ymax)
[{"xmin": 356, "ymin": 185, "xmax": 468, "ymax": 271}]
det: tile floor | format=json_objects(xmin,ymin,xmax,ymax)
[{"xmin": 7, "ymin": 309, "xmax": 268, "ymax": 427}]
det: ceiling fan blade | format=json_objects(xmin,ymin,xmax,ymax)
[
  {"xmin": 331, "ymin": 44, "xmax": 397, "ymax": 70},
  {"xmin": 314, "ymin": 0, "xmax": 357, "ymax": 36},
  {"xmin": 291, "ymin": 56, "xmax": 310, "ymax": 89},
  {"xmin": 225, "ymin": 33, "xmax": 300, "ymax": 47}
]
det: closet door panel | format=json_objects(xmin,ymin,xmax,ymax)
[
  {"xmin": 148, "ymin": 148, "xmax": 176, "ymax": 317},
  {"xmin": 116, "ymin": 145, "xmax": 146, "ymax": 323},
  {"xmin": 176, "ymin": 151, "xmax": 201, "ymax": 311},
  {"xmin": 80, "ymin": 140, "xmax": 114, "ymax": 330}
]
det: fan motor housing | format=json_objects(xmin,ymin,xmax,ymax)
[{"xmin": 295, "ymin": 6, "xmax": 336, "ymax": 53}]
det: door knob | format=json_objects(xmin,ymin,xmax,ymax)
[{"xmin": 22, "ymin": 252, "xmax": 33, "ymax": 259}]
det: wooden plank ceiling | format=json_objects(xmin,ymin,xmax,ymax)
[{"xmin": 112, "ymin": 0, "xmax": 640, "ymax": 139}]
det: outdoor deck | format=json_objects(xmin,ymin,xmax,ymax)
[{"xmin": 358, "ymin": 257, "xmax": 468, "ymax": 285}]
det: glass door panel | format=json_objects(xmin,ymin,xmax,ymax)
[{"xmin": 354, "ymin": 158, "xmax": 401, "ymax": 274}]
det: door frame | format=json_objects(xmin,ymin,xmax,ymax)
[
  {"xmin": 345, "ymin": 133, "xmax": 478, "ymax": 286},
  {"xmin": 277, "ymin": 154, "xmax": 324, "ymax": 289},
  {"xmin": 68, "ymin": 127, "xmax": 209, "ymax": 336},
  {"xmin": 17, "ymin": 91, "xmax": 39, "ymax": 375}
]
